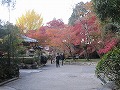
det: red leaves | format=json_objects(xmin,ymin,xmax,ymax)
[
  {"xmin": 46, "ymin": 18, "xmax": 65, "ymax": 29},
  {"xmin": 26, "ymin": 30, "xmax": 37, "ymax": 38},
  {"xmin": 98, "ymin": 38, "xmax": 118, "ymax": 54},
  {"xmin": 72, "ymin": 16, "xmax": 99, "ymax": 45}
]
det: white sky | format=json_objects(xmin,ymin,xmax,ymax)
[{"xmin": 0, "ymin": 0, "xmax": 91, "ymax": 25}]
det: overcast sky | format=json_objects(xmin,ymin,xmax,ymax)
[{"xmin": 0, "ymin": 0, "xmax": 91, "ymax": 25}]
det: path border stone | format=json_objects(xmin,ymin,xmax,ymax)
[{"xmin": 0, "ymin": 77, "xmax": 19, "ymax": 86}]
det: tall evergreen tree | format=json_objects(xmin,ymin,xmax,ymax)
[
  {"xmin": 92, "ymin": 0, "xmax": 120, "ymax": 24},
  {"xmin": 68, "ymin": 2, "xmax": 87, "ymax": 25}
]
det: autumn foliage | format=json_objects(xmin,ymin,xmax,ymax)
[
  {"xmin": 22, "ymin": 1, "xmax": 118, "ymax": 58},
  {"xmin": 46, "ymin": 18, "xmax": 65, "ymax": 29},
  {"xmin": 16, "ymin": 9, "xmax": 43, "ymax": 33},
  {"xmin": 98, "ymin": 37, "xmax": 119, "ymax": 54}
]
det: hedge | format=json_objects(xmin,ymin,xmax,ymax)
[{"xmin": 96, "ymin": 47, "xmax": 120, "ymax": 88}]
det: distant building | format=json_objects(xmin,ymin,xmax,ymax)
[{"xmin": 21, "ymin": 35, "xmax": 38, "ymax": 57}]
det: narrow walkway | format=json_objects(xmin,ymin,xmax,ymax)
[{"xmin": 0, "ymin": 61, "xmax": 103, "ymax": 90}]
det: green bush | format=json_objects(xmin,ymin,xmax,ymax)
[
  {"xmin": 18, "ymin": 57, "xmax": 39, "ymax": 64},
  {"xmin": 96, "ymin": 47, "xmax": 120, "ymax": 88},
  {"xmin": 16, "ymin": 57, "xmax": 40, "ymax": 69},
  {"xmin": 17, "ymin": 47, "xmax": 26, "ymax": 57},
  {"xmin": 0, "ymin": 58, "xmax": 19, "ymax": 83}
]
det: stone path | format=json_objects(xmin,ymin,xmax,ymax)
[{"xmin": 0, "ymin": 61, "xmax": 107, "ymax": 90}]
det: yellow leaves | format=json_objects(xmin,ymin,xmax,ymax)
[{"xmin": 16, "ymin": 9, "xmax": 43, "ymax": 33}]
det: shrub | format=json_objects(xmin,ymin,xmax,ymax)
[
  {"xmin": 17, "ymin": 57, "xmax": 41, "ymax": 69},
  {"xmin": 0, "ymin": 58, "xmax": 19, "ymax": 83},
  {"xmin": 96, "ymin": 46, "xmax": 120, "ymax": 88}
]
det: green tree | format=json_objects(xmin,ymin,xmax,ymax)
[
  {"xmin": 0, "ymin": 22, "xmax": 21, "ymax": 64},
  {"xmin": 68, "ymin": 2, "xmax": 87, "ymax": 25},
  {"xmin": 0, "ymin": 20, "xmax": 9, "ymax": 38},
  {"xmin": 92, "ymin": 0, "xmax": 120, "ymax": 24}
]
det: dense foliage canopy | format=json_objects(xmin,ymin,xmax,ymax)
[
  {"xmin": 68, "ymin": 2, "xmax": 87, "ymax": 25},
  {"xmin": 92, "ymin": 0, "xmax": 120, "ymax": 24},
  {"xmin": 16, "ymin": 10, "xmax": 43, "ymax": 32}
]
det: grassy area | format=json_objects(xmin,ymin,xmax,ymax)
[{"xmin": 65, "ymin": 58, "xmax": 100, "ymax": 63}]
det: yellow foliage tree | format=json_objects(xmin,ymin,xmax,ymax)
[{"xmin": 16, "ymin": 9, "xmax": 43, "ymax": 32}]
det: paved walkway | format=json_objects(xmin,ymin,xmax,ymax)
[{"xmin": 0, "ymin": 61, "xmax": 105, "ymax": 90}]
